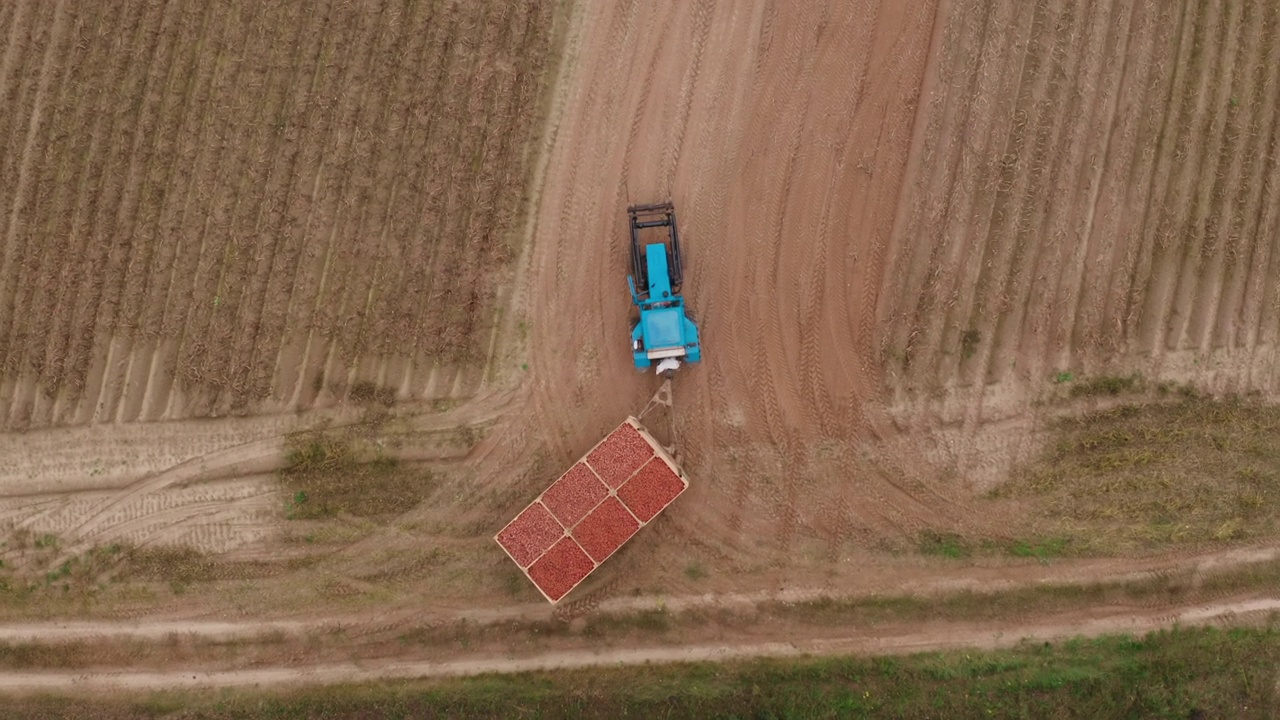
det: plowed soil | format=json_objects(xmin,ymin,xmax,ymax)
[
  {"xmin": 881, "ymin": 0, "xmax": 1280, "ymax": 483},
  {"xmin": 1, "ymin": 0, "xmax": 1279, "ymax": 695},
  {"xmin": 0, "ymin": 1, "xmax": 555, "ymax": 430}
]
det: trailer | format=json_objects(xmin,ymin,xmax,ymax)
[
  {"xmin": 495, "ymin": 417, "xmax": 689, "ymax": 603},
  {"xmin": 626, "ymin": 202, "xmax": 702, "ymax": 376}
]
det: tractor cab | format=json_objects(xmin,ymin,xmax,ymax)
[{"xmin": 626, "ymin": 203, "xmax": 702, "ymax": 376}]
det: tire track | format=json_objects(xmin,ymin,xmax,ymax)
[
  {"xmin": 846, "ymin": 0, "xmax": 939, "ymax": 380},
  {"xmin": 761, "ymin": 1, "xmax": 833, "ymax": 551},
  {"xmin": 743, "ymin": 0, "xmax": 826, "ymax": 457},
  {"xmin": 656, "ymin": 0, "xmax": 713, "ymax": 196},
  {"xmin": 796, "ymin": 0, "xmax": 875, "ymax": 440},
  {"xmin": 59, "ymin": 434, "xmax": 283, "ymax": 547}
]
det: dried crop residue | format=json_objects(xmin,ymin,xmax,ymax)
[
  {"xmin": 998, "ymin": 397, "xmax": 1280, "ymax": 553},
  {"xmin": 0, "ymin": 2, "xmax": 557, "ymax": 431}
]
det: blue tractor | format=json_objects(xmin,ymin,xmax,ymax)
[{"xmin": 627, "ymin": 202, "xmax": 702, "ymax": 376}]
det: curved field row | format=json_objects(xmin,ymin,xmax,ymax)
[
  {"xmin": 882, "ymin": 0, "xmax": 1280, "ymax": 409},
  {"xmin": 0, "ymin": 1, "xmax": 557, "ymax": 431}
]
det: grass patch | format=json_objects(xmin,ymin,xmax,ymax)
[
  {"xmin": 0, "ymin": 540, "xmax": 300, "ymax": 612},
  {"xmin": 683, "ymin": 562, "xmax": 707, "ymax": 581},
  {"xmin": 918, "ymin": 531, "xmax": 970, "ymax": 558},
  {"xmin": 116, "ymin": 547, "xmax": 288, "ymax": 588},
  {"xmin": 584, "ymin": 608, "xmax": 671, "ymax": 636},
  {"xmin": 0, "ymin": 542, "xmax": 126, "ymax": 606},
  {"xmin": 914, "ymin": 532, "xmax": 1070, "ymax": 561},
  {"xmin": 281, "ymin": 432, "xmax": 436, "ymax": 519},
  {"xmin": 996, "ymin": 396, "xmax": 1280, "ymax": 552},
  {"xmin": 1009, "ymin": 537, "xmax": 1071, "ymax": 560},
  {"xmin": 7, "ymin": 625, "xmax": 1278, "ymax": 718}
]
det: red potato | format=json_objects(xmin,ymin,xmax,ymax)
[
  {"xmin": 572, "ymin": 496, "xmax": 640, "ymax": 562},
  {"xmin": 617, "ymin": 457, "xmax": 686, "ymax": 522},
  {"xmin": 527, "ymin": 537, "xmax": 595, "ymax": 602},
  {"xmin": 540, "ymin": 462, "xmax": 608, "ymax": 527},
  {"xmin": 497, "ymin": 419, "xmax": 688, "ymax": 603},
  {"xmin": 495, "ymin": 502, "xmax": 564, "ymax": 568},
  {"xmin": 586, "ymin": 424, "xmax": 654, "ymax": 488}
]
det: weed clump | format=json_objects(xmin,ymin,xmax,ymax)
[
  {"xmin": 281, "ymin": 432, "xmax": 433, "ymax": 520},
  {"xmin": 918, "ymin": 531, "xmax": 970, "ymax": 558},
  {"xmin": 348, "ymin": 381, "xmax": 396, "ymax": 406},
  {"xmin": 1069, "ymin": 373, "xmax": 1142, "ymax": 397}
]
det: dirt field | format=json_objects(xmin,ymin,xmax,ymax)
[
  {"xmin": 881, "ymin": 0, "xmax": 1280, "ymax": 479},
  {"xmin": 0, "ymin": 0, "xmax": 554, "ymax": 430},
  {"xmin": 0, "ymin": 0, "xmax": 1279, "ymax": 695},
  {"xmin": 517, "ymin": 0, "xmax": 969, "ymax": 584}
]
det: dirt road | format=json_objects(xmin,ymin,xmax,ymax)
[{"xmin": 0, "ymin": 594, "xmax": 1275, "ymax": 692}]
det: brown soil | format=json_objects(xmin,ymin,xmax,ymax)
[
  {"xmin": 513, "ymin": 0, "xmax": 974, "ymax": 583},
  {"xmin": 1, "ymin": 0, "xmax": 1280, "ymax": 695},
  {"xmin": 0, "ymin": 1, "xmax": 556, "ymax": 430},
  {"xmin": 880, "ymin": 0, "xmax": 1280, "ymax": 483}
]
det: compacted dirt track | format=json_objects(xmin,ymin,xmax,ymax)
[{"xmin": 517, "ymin": 0, "xmax": 972, "ymax": 589}]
